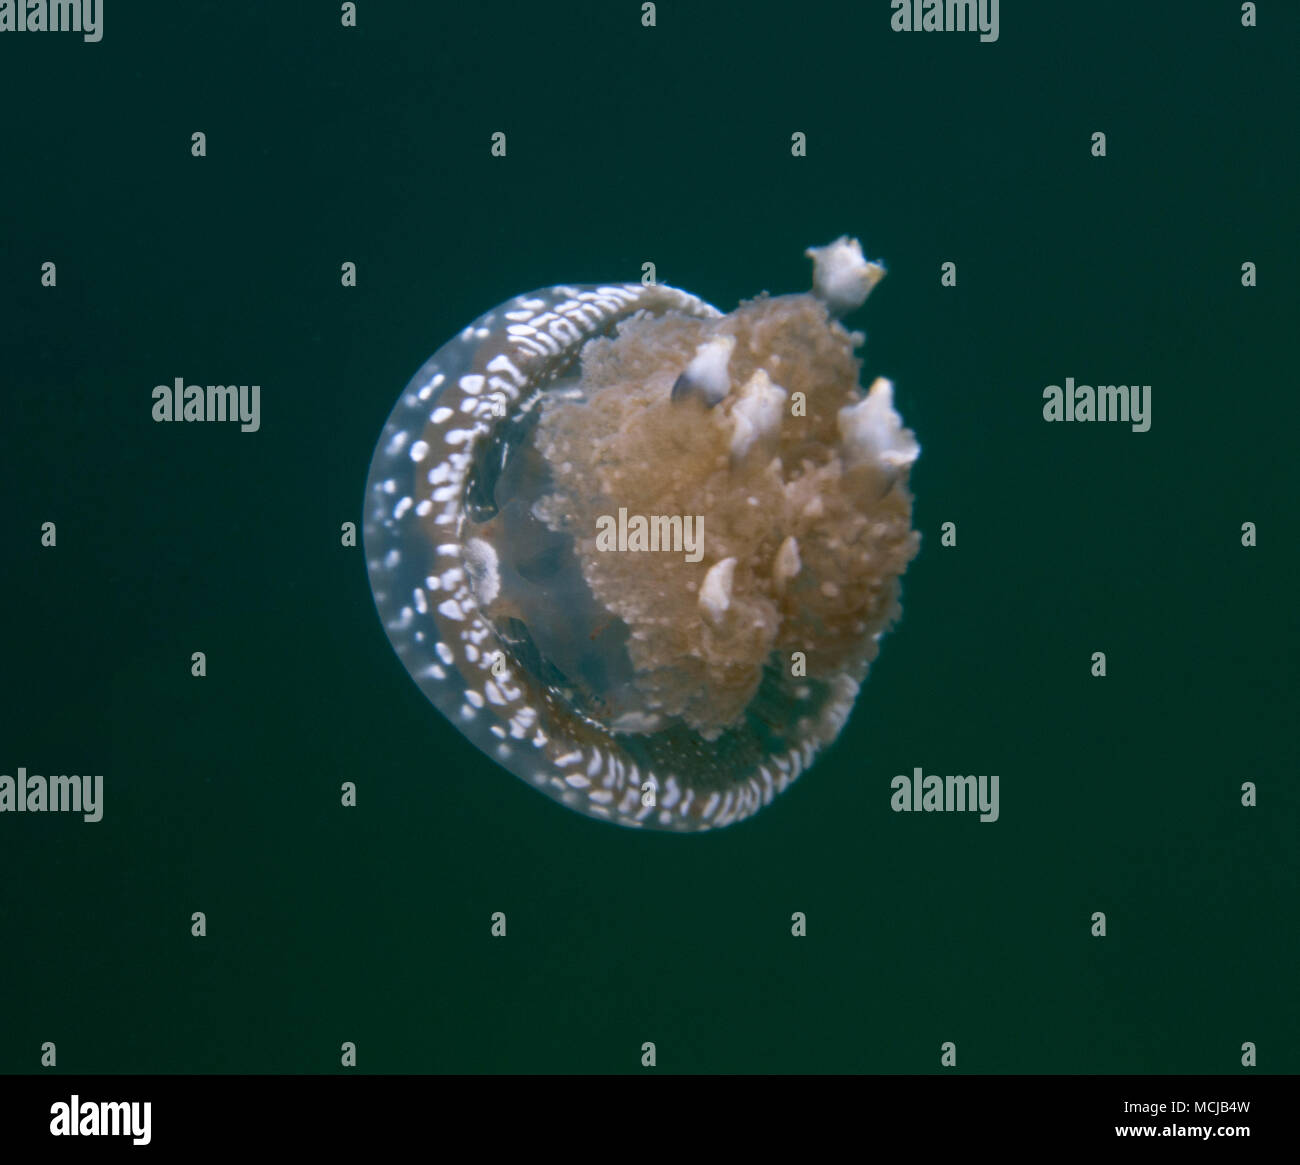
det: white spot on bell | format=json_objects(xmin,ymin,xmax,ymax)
[
  {"xmin": 805, "ymin": 236, "xmax": 886, "ymax": 316},
  {"xmin": 676, "ymin": 335, "xmax": 735, "ymax": 405},
  {"xmin": 837, "ymin": 377, "xmax": 920, "ymax": 469},
  {"xmin": 463, "ymin": 537, "xmax": 500, "ymax": 605},
  {"xmin": 698, "ymin": 557, "xmax": 737, "ymax": 623},
  {"xmin": 773, "ymin": 536, "xmax": 801, "ymax": 589},
  {"xmin": 729, "ymin": 369, "xmax": 786, "ymax": 459}
]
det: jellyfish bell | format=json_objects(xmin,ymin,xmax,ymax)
[{"xmin": 363, "ymin": 237, "xmax": 920, "ymax": 832}]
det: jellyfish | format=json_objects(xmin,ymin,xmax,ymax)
[{"xmin": 363, "ymin": 237, "xmax": 920, "ymax": 832}]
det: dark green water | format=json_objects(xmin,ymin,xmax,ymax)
[{"xmin": 1, "ymin": 1, "xmax": 1294, "ymax": 1073}]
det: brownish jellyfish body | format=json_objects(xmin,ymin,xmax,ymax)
[{"xmin": 363, "ymin": 238, "xmax": 921, "ymax": 831}]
